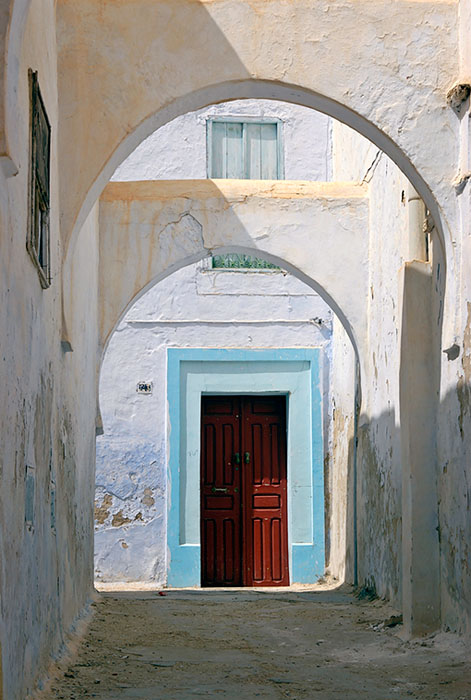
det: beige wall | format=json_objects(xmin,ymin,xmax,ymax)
[
  {"xmin": 56, "ymin": 0, "xmax": 459, "ymax": 279},
  {"xmin": 97, "ymin": 180, "xmax": 370, "ymax": 359},
  {"xmin": 327, "ymin": 315, "xmax": 356, "ymax": 583}
]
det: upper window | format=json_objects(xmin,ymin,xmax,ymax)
[
  {"xmin": 27, "ymin": 70, "xmax": 51, "ymax": 289},
  {"xmin": 207, "ymin": 119, "xmax": 283, "ymax": 179},
  {"xmin": 211, "ymin": 253, "xmax": 280, "ymax": 270}
]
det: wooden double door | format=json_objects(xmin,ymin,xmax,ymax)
[{"xmin": 200, "ymin": 395, "xmax": 289, "ymax": 587}]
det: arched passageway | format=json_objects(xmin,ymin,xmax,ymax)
[
  {"xmin": 61, "ymin": 74, "xmax": 449, "ymax": 635},
  {"xmin": 2, "ymin": 2, "xmax": 470, "ymax": 698},
  {"xmin": 86, "ymin": 93, "xmax": 442, "ymax": 634},
  {"xmin": 96, "ymin": 248, "xmax": 358, "ymax": 593},
  {"xmin": 66, "ymin": 87, "xmax": 444, "ymax": 640}
]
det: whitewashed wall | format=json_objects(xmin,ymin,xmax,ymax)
[
  {"xmin": 96, "ymin": 99, "xmax": 337, "ymax": 584},
  {"xmin": 95, "ymin": 263, "xmax": 333, "ymax": 583},
  {"xmin": 112, "ymin": 99, "xmax": 332, "ymax": 182},
  {"xmin": 0, "ymin": 4, "xmax": 99, "ymax": 697},
  {"xmin": 332, "ymin": 121, "xmax": 411, "ymax": 604}
]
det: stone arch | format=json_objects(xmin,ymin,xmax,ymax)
[
  {"xmin": 101, "ymin": 245, "xmax": 361, "ymax": 366},
  {"xmin": 62, "ymin": 75, "xmax": 455, "ymax": 352},
  {"xmin": 58, "ymin": 0, "xmax": 458, "ymax": 318},
  {"xmin": 96, "ymin": 248, "xmax": 356, "ymax": 588},
  {"xmin": 69, "ymin": 79, "xmax": 451, "ymax": 264},
  {"xmin": 96, "ymin": 179, "xmax": 369, "ymax": 373},
  {"xmin": 85, "ymin": 78, "xmax": 446, "ymax": 630}
]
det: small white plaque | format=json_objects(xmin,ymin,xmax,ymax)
[{"xmin": 136, "ymin": 381, "xmax": 153, "ymax": 395}]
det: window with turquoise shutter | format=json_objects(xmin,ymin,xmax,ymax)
[{"xmin": 207, "ymin": 119, "xmax": 283, "ymax": 179}]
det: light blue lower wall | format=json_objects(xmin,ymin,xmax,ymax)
[{"xmin": 167, "ymin": 348, "xmax": 324, "ymax": 586}]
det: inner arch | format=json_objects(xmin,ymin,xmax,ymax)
[{"xmin": 101, "ymin": 246, "xmax": 361, "ymax": 368}]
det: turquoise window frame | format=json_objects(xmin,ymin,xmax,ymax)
[
  {"xmin": 206, "ymin": 116, "xmax": 285, "ymax": 179},
  {"xmin": 166, "ymin": 348, "xmax": 324, "ymax": 587}
]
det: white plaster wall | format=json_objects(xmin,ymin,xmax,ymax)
[
  {"xmin": 97, "ymin": 180, "xmax": 370, "ymax": 361},
  {"xmin": 327, "ymin": 315, "xmax": 356, "ymax": 582},
  {"xmin": 332, "ymin": 121, "xmax": 410, "ymax": 604},
  {"xmin": 0, "ymin": 3, "xmax": 99, "ymax": 698},
  {"xmin": 433, "ymin": 0, "xmax": 471, "ymax": 636},
  {"xmin": 0, "ymin": 4, "xmax": 470, "ymax": 696},
  {"xmin": 95, "ymin": 262, "xmax": 333, "ymax": 584},
  {"xmin": 0, "ymin": 3, "xmax": 62, "ymax": 697},
  {"xmin": 112, "ymin": 99, "xmax": 332, "ymax": 182},
  {"xmin": 97, "ymin": 98, "xmax": 352, "ymax": 585}
]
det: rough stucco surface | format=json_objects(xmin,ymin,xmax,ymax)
[
  {"xmin": 2, "ymin": 4, "xmax": 74, "ymax": 698},
  {"xmin": 438, "ymin": 300, "xmax": 471, "ymax": 635},
  {"xmin": 0, "ymin": 3, "xmax": 99, "ymax": 697},
  {"xmin": 333, "ymin": 122, "xmax": 410, "ymax": 605},
  {"xmin": 1, "ymin": 2, "xmax": 471, "ymax": 698},
  {"xmin": 96, "ymin": 262, "xmax": 333, "ymax": 584},
  {"xmin": 56, "ymin": 0, "xmax": 459, "ymax": 296},
  {"xmin": 97, "ymin": 180, "xmax": 370, "ymax": 361},
  {"xmin": 328, "ymin": 315, "xmax": 356, "ymax": 583}
]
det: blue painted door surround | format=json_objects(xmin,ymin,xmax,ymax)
[{"xmin": 166, "ymin": 348, "xmax": 324, "ymax": 587}]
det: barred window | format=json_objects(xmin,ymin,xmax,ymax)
[
  {"xmin": 27, "ymin": 70, "xmax": 51, "ymax": 288},
  {"xmin": 211, "ymin": 253, "xmax": 280, "ymax": 270}
]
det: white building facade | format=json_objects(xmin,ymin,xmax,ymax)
[{"xmin": 96, "ymin": 100, "xmax": 340, "ymax": 588}]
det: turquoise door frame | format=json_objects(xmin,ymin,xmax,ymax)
[{"xmin": 166, "ymin": 348, "xmax": 324, "ymax": 587}]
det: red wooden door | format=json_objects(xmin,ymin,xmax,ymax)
[
  {"xmin": 242, "ymin": 396, "xmax": 289, "ymax": 586},
  {"xmin": 201, "ymin": 396, "xmax": 242, "ymax": 586},
  {"xmin": 201, "ymin": 395, "xmax": 289, "ymax": 587}
]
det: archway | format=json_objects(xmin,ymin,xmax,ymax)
[
  {"xmin": 72, "ymin": 92, "xmax": 445, "ymax": 636},
  {"xmin": 96, "ymin": 249, "xmax": 359, "ymax": 592},
  {"xmin": 65, "ymin": 79, "xmax": 451, "ymax": 272}
]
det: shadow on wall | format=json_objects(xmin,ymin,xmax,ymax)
[
  {"xmin": 348, "ymin": 382, "xmax": 471, "ymax": 638},
  {"xmin": 353, "ymin": 409, "xmax": 402, "ymax": 603},
  {"xmin": 58, "ymin": 0, "xmax": 253, "ymax": 249},
  {"xmin": 339, "ymin": 261, "xmax": 471, "ymax": 637}
]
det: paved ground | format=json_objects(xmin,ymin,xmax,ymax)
[{"xmin": 43, "ymin": 584, "xmax": 471, "ymax": 700}]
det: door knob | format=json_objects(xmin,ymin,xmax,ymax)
[
  {"xmin": 234, "ymin": 453, "xmax": 241, "ymax": 464},
  {"xmin": 244, "ymin": 452, "xmax": 250, "ymax": 464}
]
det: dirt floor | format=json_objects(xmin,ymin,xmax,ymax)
[{"xmin": 43, "ymin": 583, "xmax": 471, "ymax": 700}]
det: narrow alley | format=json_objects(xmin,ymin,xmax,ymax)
[
  {"xmin": 44, "ymin": 585, "xmax": 470, "ymax": 700},
  {"xmin": 4, "ymin": 2, "xmax": 471, "ymax": 697}
]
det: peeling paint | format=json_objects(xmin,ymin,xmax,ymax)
[
  {"xmin": 111, "ymin": 510, "xmax": 132, "ymax": 527},
  {"xmin": 95, "ymin": 494, "xmax": 113, "ymax": 525}
]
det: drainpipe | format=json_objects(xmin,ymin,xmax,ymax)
[{"xmin": 407, "ymin": 184, "xmax": 427, "ymax": 262}]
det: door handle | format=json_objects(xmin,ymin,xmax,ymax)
[
  {"xmin": 234, "ymin": 453, "xmax": 241, "ymax": 464},
  {"xmin": 211, "ymin": 487, "xmax": 228, "ymax": 494},
  {"xmin": 244, "ymin": 452, "xmax": 250, "ymax": 464}
]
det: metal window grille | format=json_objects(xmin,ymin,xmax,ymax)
[
  {"xmin": 211, "ymin": 253, "xmax": 280, "ymax": 270},
  {"xmin": 27, "ymin": 70, "xmax": 51, "ymax": 288}
]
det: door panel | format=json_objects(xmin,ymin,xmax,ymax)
[
  {"xmin": 201, "ymin": 395, "xmax": 288, "ymax": 587},
  {"xmin": 201, "ymin": 396, "xmax": 242, "ymax": 586},
  {"xmin": 242, "ymin": 396, "xmax": 289, "ymax": 586}
]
